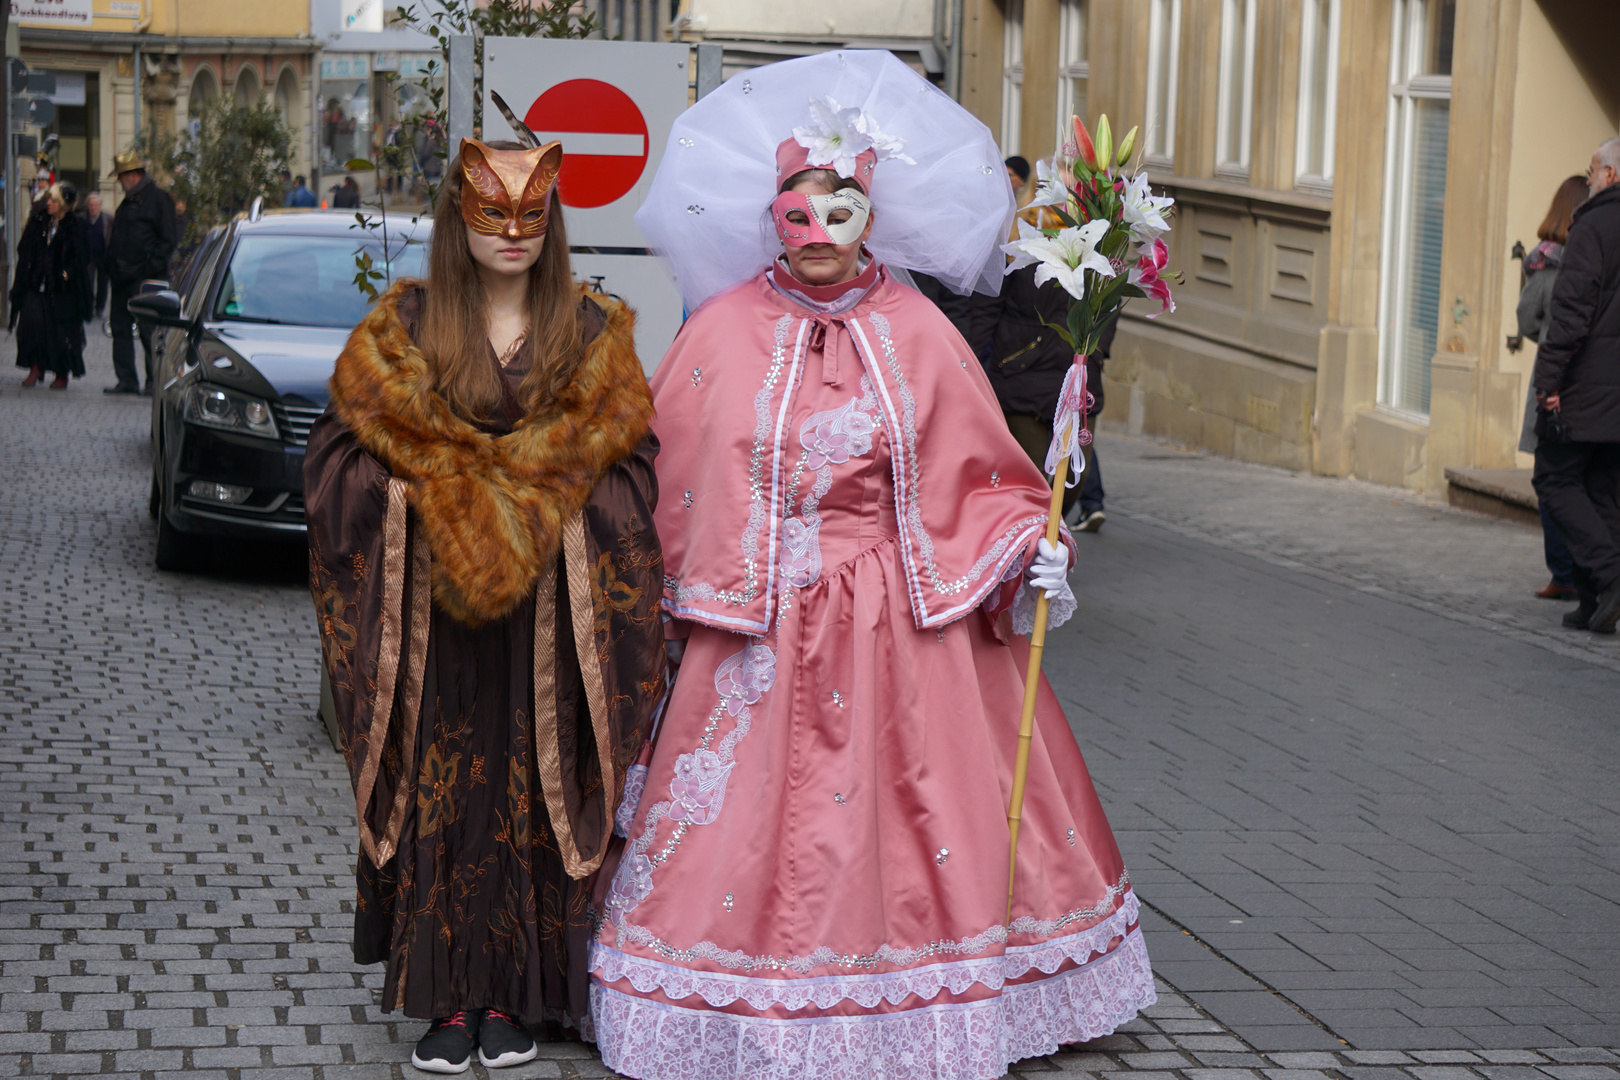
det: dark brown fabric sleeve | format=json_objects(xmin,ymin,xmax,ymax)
[{"xmin": 304, "ymin": 411, "xmax": 416, "ymax": 859}]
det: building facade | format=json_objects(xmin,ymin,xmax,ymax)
[
  {"xmin": 15, "ymin": 0, "xmax": 318, "ymax": 217},
  {"xmin": 958, "ymin": 0, "xmax": 1619, "ymax": 492}
]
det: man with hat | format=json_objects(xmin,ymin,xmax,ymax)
[{"xmin": 104, "ymin": 148, "xmax": 177, "ymax": 395}]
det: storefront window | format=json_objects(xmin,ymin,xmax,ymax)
[
  {"xmin": 1377, "ymin": 0, "xmax": 1455, "ymax": 417},
  {"xmin": 40, "ymin": 71, "xmax": 99, "ymax": 199},
  {"xmin": 319, "ymin": 54, "xmax": 372, "ymax": 172}
]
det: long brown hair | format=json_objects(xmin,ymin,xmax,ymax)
[
  {"xmin": 1538, "ymin": 175, "xmax": 1588, "ymax": 245},
  {"xmin": 418, "ymin": 141, "xmax": 581, "ymax": 422}
]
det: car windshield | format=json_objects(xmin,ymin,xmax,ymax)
[{"xmin": 212, "ymin": 233, "xmax": 428, "ymax": 328}]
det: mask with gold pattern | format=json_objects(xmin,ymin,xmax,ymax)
[{"xmin": 458, "ymin": 136, "xmax": 562, "ymax": 240}]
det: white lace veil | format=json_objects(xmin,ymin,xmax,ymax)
[{"xmin": 634, "ymin": 49, "xmax": 1016, "ymax": 312}]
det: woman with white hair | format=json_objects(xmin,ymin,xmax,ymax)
[{"xmin": 11, "ymin": 181, "xmax": 92, "ymax": 389}]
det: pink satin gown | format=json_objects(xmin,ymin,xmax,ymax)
[{"xmin": 589, "ymin": 266, "xmax": 1154, "ymax": 1080}]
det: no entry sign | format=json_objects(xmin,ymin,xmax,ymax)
[
  {"xmin": 524, "ymin": 79, "xmax": 649, "ymax": 210},
  {"xmin": 483, "ymin": 38, "xmax": 688, "ymax": 249}
]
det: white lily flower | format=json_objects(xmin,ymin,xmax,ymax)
[
  {"xmin": 999, "ymin": 217, "xmax": 1049, "ymax": 274},
  {"xmin": 1002, "ymin": 219, "xmax": 1114, "ymax": 300},
  {"xmin": 792, "ymin": 96, "xmax": 913, "ymax": 178},
  {"xmin": 1120, "ymin": 172, "xmax": 1174, "ymax": 243},
  {"xmin": 1026, "ymin": 159, "xmax": 1072, "ymax": 211}
]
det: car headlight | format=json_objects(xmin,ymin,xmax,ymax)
[{"xmin": 182, "ymin": 384, "xmax": 279, "ymax": 440}]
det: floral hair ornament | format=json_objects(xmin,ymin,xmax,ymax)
[
  {"xmin": 775, "ymin": 96, "xmax": 915, "ymax": 193},
  {"xmin": 458, "ymin": 90, "xmax": 562, "ymax": 240}
]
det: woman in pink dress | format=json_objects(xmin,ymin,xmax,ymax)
[{"xmin": 589, "ymin": 52, "xmax": 1155, "ymax": 1080}]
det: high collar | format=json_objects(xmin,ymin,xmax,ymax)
[{"xmin": 770, "ymin": 254, "xmax": 880, "ymax": 315}]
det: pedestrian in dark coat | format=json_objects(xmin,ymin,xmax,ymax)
[
  {"xmin": 975, "ymin": 253, "xmax": 1115, "ymax": 531},
  {"xmin": 1531, "ymin": 138, "xmax": 1620, "ymax": 632},
  {"xmin": 1517, "ymin": 175, "xmax": 1588, "ymax": 602},
  {"xmin": 11, "ymin": 183, "xmax": 92, "ymax": 389},
  {"xmin": 79, "ymin": 191, "xmax": 113, "ymax": 319},
  {"xmin": 104, "ymin": 150, "xmax": 177, "ymax": 395}
]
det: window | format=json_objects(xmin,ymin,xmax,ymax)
[
  {"xmin": 1001, "ymin": 0, "xmax": 1024, "ymax": 157},
  {"xmin": 1377, "ymin": 0, "xmax": 1455, "ymax": 416},
  {"xmin": 1144, "ymin": 0, "xmax": 1181, "ymax": 165},
  {"xmin": 1296, "ymin": 0, "xmax": 1341, "ymax": 191},
  {"xmin": 1215, "ymin": 0, "xmax": 1257, "ymax": 179},
  {"xmin": 213, "ymin": 234, "xmax": 429, "ymax": 328},
  {"xmin": 1056, "ymin": 0, "xmax": 1088, "ymax": 145}
]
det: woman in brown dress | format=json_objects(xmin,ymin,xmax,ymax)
[{"xmin": 303, "ymin": 137, "xmax": 663, "ymax": 1074}]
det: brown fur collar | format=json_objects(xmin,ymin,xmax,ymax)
[{"xmin": 329, "ymin": 278, "xmax": 652, "ymax": 626}]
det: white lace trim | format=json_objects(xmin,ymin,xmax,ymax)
[
  {"xmin": 1011, "ymin": 578, "xmax": 1077, "ymax": 636},
  {"xmin": 591, "ymin": 926, "xmax": 1156, "ymax": 1080},
  {"xmin": 592, "ymin": 890, "xmax": 1138, "ymax": 1012}
]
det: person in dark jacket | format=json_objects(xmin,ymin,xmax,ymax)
[
  {"xmin": 975, "ymin": 254, "xmax": 1114, "ymax": 531},
  {"xmin": 104, "ymin": 150, "xmax": 177, "ymax": 395},
  {"xmin": 1531, "ymin": 138, "xmax": 1620, "ymax": 633},
  {"xmin": 11, "ymin": 182, "xmax": 92, "ymax": 389},
  {"xmin": 331, "ymin": 175, "xmax": 361, "ymax": 208},
  {"xmin": 79, "ymin": 191, "xmax": 113, "ymax": 319},
  {"xmin": 1517, "ymin": 175, "xmax": 1588, "ymax": 602}
]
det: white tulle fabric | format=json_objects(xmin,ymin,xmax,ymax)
[
  {"xmin": 635, "ymin": 50, "xmax": 1016, "ymax": 312},
  {"xmin": 592, "ymin": 927, "xmax": 1155, "ymax": 1080}
]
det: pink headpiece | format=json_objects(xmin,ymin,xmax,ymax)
[{"xmin": 775, "ymin": 137, "xmax": 876, "ymax": 194}]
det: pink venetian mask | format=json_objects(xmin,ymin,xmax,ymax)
[{"xmin": 770, "ymin": 189, "xmax": 872, "ymax": 248}]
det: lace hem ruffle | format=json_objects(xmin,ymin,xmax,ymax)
[
  {"xmin": 591, "ymin": 926, "xmax": 1155, "ymax": 1080},
  {"xmin": 1011, "ymin": 577, "xmax": 1077, "ymax": 636},
  {"xmin": 593, "ymin": 891, "xmax": 1138, "ymax": 1012}
]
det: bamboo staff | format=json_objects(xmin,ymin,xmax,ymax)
[{"xmin": 1005, "ymin": 360, "xmax": 1084, "ymax": 924}]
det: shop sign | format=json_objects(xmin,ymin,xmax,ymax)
[
  {"xmin": 11, "ymin": 0, "xmax": 91, "ymax": 27},
  {"xmin": 341, "ymin": 0, "xmax": 382, "ymax": 34},
  {"xmin": 320, "ymin": 53, "xmax": 370, "ymax": 81},
  {"xmin": 373, "ymin": 53, "xmax": 437, "ymax": 77}
]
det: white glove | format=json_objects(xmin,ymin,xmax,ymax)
[
  {"xmin": 665, "ymin": 638, "xmax": 687, "ymax": 667},
  {"xmin": 1026, "ymin": 538, "xmax": 1070, "ymax": 599}
]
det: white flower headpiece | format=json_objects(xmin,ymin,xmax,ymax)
[{"xmin": 791, "ymin": 96, "xmax": 916, "ymax": 179}]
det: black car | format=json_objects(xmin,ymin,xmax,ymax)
[{"xmin": 133, "ymin": 208, "xmax": 430, "ymax": 570}]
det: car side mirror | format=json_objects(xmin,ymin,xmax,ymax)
[{"xmin": 126, "ymin": 289, "xmax": 189, "ymax": 328}]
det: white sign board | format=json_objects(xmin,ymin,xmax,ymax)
[
  {"xmin": 482, "ymin": 38, "xmax": 688, "ymax": 249},
  {"xmin": 11, "ymin": 0, "xmax": 91, "ymax": 26},
  {"xmin": 572, "ymin": 254, "xmax": 686, "ymax": 377}
]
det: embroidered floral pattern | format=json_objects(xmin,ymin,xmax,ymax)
[
  {"xmin": 614, "ymin": 763, "xmax": 648, "ymax": 839},
  {"xmin": 604, "ymin": 643, "xmax": 776, "ymax": 924},
  {"xmin": 314, "ymin": 581, "xmax": 358, "ymax": 666},
  {"xmin": 590, "ymin": 552, "xmax": 645, "ymax": 638},
  {"xmin": 777, "ymin": 383, "xmax": 880, "ymax": 593},
  {"xmin": 416, "ymin": 745, "xmax": 462, "ymax": 837},
  {"xmin": 506, "ymin": 759, "xmax": 531, "ymax": 848}
]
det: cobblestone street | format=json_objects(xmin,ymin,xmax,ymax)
[{"xmin": 1, "ymin": 334, "xmax": 1616, "ymax": 1078}]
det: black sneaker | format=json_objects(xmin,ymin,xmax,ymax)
[
  {"xmin": 411, "ymin": 1011, "xmax": 478, "ymax": 1074},
  {"xmin": 1562, "ymin": 606, "xmax": 1614, "ymax": 634},
  {"xmin": 477, "ymin": 1008, "xmax": 537, "ymax": 1069}
]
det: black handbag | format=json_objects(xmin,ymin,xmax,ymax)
[{"xmin": 1536, "ymin": 404, "xmax": 1573, "ymax": 444}]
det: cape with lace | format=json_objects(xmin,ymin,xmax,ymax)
[
  {"xmin": 588, "ymin": 264, "xmax": 1154, "ymax": 1080},
  {"xmin": 303, "ymin": 281, "xmax": 664, "ymax": 1025}
]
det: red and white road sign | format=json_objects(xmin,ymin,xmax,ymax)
[{"xmin": 524, "ymin": 79, "xmax": 649, "ymax": 210}]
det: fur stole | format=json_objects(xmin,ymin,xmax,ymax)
[{"xmin": 328, "ymin": 278, "xmax": 651, "ymax": 626}]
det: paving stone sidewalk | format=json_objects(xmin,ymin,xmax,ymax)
[{"xmin": 1, "ymin": 333, "xmax": 1616, "ymax": 1078}]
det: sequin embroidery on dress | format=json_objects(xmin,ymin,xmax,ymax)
[{"xmin": 778, "ymin": 377, "xmax": 879, "ymax": 594}]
